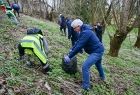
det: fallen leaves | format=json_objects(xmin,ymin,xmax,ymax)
[
  {"xmin": 0, "ymin": 76, "xmax": 7, "ymax": 94},
  {"xmin": 35, "ymin": 79, "xmax": 52, "ymax": 95}
]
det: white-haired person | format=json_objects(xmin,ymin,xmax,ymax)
[{"xmin": 64, "ymin": 19, "xmax": 105, "ymax": 90}]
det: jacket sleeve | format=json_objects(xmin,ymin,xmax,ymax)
[
  {"xmin": 42, "ymin": 37, "xmax": 48, "ymax": 54},
  {"xmin": 68, "ymin": 27, "xmax": 72, "ymax": 39},
  {"xmin": 68, "ymin": 31, "xmax": 91, "ymax": 58}
]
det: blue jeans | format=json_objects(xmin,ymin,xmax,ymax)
[{"xmin": 82, "ymin": 52, "xmax": 105, "ymax": 89}]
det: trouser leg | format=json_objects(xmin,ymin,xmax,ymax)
[
  {"xmin": 95, "ymin": 58, "xmax": 105, "ymax": 80},
  {"xmin": 82, "ymin": 53, "xmax": 103, "ymax": 89}
]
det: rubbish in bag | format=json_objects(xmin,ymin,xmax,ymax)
[{"xmin": 61, "ymin": 55, "xmax": 77, "ymax": 74}]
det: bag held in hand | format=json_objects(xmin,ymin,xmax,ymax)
[{"xmin": 62, "ymin": 56, "xmax": 77, "ymax": 74}]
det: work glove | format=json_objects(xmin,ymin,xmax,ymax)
[
  {"xmin": 64, "ymin": 55, "xmax": 71, "ymax": 63},
  {"xmin": 69, "ymin": 49, "xmax": 72, "ymax": 52}
]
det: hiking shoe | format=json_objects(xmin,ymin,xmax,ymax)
[
  {"xmin": 82, "ymin": 84, "xmax": 93, "ymax": 91},
  {"xmin": 42, "ymin": 64, "xmax": 51, "ymax": 74}
]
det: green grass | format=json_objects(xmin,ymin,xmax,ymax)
[{"xmin": 0, "ymin": 14, "xmax": 140, "ymax": 95}]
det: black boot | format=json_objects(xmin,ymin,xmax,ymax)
[{"xmin": 42, "ymin": 64, "xmax": 51, "ymax": 74}]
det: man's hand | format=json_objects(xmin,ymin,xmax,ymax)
[
  {"xmin": 64, "ymin": 55, "xmax": 70, "ymax": 63},
  {"xmin": 69, "ymin": 49, "xmax": 72, "ymax": 52}
]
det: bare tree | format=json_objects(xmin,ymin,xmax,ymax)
[
  {"xmin": 134, "ymin": 28, "xmax": 140, "ymax": 48},
  {"xmin": 134, "ymin": 0, "xmax": 140, "ymax": 48},
  {"xmin": 6, "ymin": 0, "xmax": 10, "ymax": 5},
  {"xmin": 108, "ymin": 0, "xmax": 137, "ymax": 56}
]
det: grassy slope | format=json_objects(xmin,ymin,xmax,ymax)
[{"xmin": 0, "ymin": 14, "xmax": 140, "ymax": 95}]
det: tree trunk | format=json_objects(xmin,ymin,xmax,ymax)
[
  {"xmin": 20, "ymin": 0, "xmax": 24, "ymax": 12},
  {"xmin": 134, "ymin": 0, "xmax": 140, "ymax": 48},
  {"xmin": 134, "ymin": 28, "xmax": 140, "ymax": 48},
  {"xmin": 6, "ymin": 0, "xmax": 10, "ymax": 5},
  {"xmin": 108, "ymin": 0, "xmax": 131, "ymax": 57},
  {"xmin": 14, "ymin": 0, "xmax": 18, "ymax": 3},
  {"xmin": 109, "ymin": 31, "xmax": 128, "ymax": 57},
  {"xmin": 109, "ymin": 27, "xmax": 133, "ymax": 57},
  {"xmin": 101, "ymin": 1, "xmax": 113, "ymax": 33}
]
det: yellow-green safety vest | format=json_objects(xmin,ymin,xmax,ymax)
[{"xmin": 20, "ymin": 34, "xmax": 47, "ymax": 64}]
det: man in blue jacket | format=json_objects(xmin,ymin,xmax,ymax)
[
  {"xmin": 66, "ymin": 18, "xmax": 79, "ymax": 46},
  {"xmin": 64, "ymin": 19, "xmax": 105, "ymax": 90}
]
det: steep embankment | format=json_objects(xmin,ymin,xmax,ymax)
[{"xmin": 0, "ymin": 14, "xmax": 140, "ymax": 95}]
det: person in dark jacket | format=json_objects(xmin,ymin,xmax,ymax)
[
  {"xmin": 64, "ymin": 19, "xmax": 105, "ymax": 90},
  {"xmin": 93, "ymin": 22, "xmax": 103, "ymax": 42},
  {"xmin": 59, "ymin": 15, "xmax": 66, "ymax": 36},
  {"xmin": 66, "ymin": 18, "xmax": 79, "ymax": 46},
  {"xmin": 11, "ymin": 3, "xmax": 20, "ymax": 17}
]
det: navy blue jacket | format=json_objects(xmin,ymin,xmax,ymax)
[
  {"xmin": 68, "ymin": 24, "xmax": 104, "ymax": 58},
  {"xmin": 66, "ymin": 19, "xmax": 78, "ymax": 42},
  {"xmin": 12, "ymin": 3, "xmax": 20, "ymax": 11}
]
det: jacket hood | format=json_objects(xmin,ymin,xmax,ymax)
[{"xmin": 81, "ymin": 24, "xmax": 93, "ymax": 31}]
